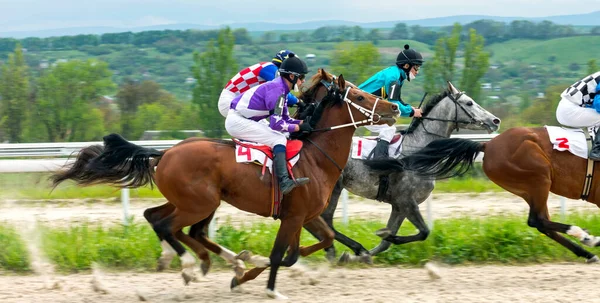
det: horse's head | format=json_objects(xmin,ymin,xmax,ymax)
[
  {"xmin": 415, "ymin": 82, "xmax": 500, "ymax": 134},
  {"xmin": 298, "ymin": 68, "xmax": 399, "ymax": 131}
]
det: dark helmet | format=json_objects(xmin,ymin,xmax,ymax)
[
  {"xmin": 272, "ymin": 49, "xmax": 295, "ymax": 67},
  {"xmin": 279, "ymin": 54, "xmax": 309, "ymax": 76},
  {"xmin": 396, "ymin": 44, "xmax": 424, "ymax": 66}
]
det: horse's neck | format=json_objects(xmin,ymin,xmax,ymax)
[
  {"xmin": 401, "ymin": 103, "xmax": 456, "ymax": 156},
  {"xmin": 304, "ymin": 108, "xmax": 356, "ymax": 179}
]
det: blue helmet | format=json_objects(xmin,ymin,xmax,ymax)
[{"xmin": 272, "ymin": 50, "xmax": 295, "ymax": 67}]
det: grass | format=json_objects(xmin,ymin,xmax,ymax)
[
  {"xmin": 25, "ymin": 211, "xmax": 600, "ymax": 273},
  {"xmin": 0, "ymin": 224, "xmax": 30, "ymax": 272}
]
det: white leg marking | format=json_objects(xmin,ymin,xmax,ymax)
[
  {"xmin": 160, "ymin": 240, "xmax": 176, "ymax": 259},
  {"xmin": 181, "ymin": 251, "xmax": 196, "ymax": 269},
  {"xmin": 266, "ymin": 288, "xmax": 288, "ymax": 300}
]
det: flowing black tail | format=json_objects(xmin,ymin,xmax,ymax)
[
  {"xmin": 364, "ymin": 138, "xmax": 484, "ymax": 179},
  {"xmin": 51, "ymin": 133, "xmax": 164, "ymax": 188}
]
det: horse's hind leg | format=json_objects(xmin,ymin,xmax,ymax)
[
  {"xmin": 369, "ymin": 207, "xmax": 406, "ymax": 255},
  {"xmin": 188, "ymin": 211, "xmax": 247, "ymax": 278},
  {"xmin": 145, "ymin": 203, "xmax": 212, "ymax": 273},
  {"xmin": 528, "ymin": 208, "xmax": 599, "ymax": 262},
  {"xmin": 373, "ymin": 199, "xmax": 430, "ymax": 250},
  {"xmin": 153, "ymin": 207, "xmax": 216, "ymax": 285}
]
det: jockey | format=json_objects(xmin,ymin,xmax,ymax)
[
  {"xmin": 225, "ymin": 54, "xmax": 312, "ymax": 194},
  {"xmin": 556, "ymin": 71, "xmax": 600, "ymax": 160},
  {"xmin": 218, "ymin": 49, "xmax": 300, "ymax": 117},
  {"xmin": 358, "ymin": 44, "xmax": 424, "ymax": 159}
]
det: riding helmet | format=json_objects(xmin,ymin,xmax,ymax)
[{"xmin": 396, "ymin": 44, "xmax": 424, "ymax": 66}]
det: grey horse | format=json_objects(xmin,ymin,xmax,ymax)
[{"xmin": 303, "ymin": 81, "xmax": 501, "ymax": 262}]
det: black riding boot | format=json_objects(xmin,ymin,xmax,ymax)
[
  {"xmin": 273, "ymin": 149, "xmax": 310, "ymax": 195},
  {"xmin": 372, "ymin": 139, "xmax": 390, "ymax": 160},
  {"xmin": 591, "ymin": 134, "xmax": 600, "ymax": 161}
]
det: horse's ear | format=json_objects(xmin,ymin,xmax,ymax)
[
  {"xmin": 337, "ymin": 74, "xmax": 346, "ymax": 90},
  {"xmin": 447, "ymin": 81, "xmax": 460, "ymax": 95},
  {"xmin": 319, "ymin": 68, "xmax": 328, "ymax": 79}
]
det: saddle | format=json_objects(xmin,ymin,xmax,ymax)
[
  {"xmin": 232, "ymin": 138, "xmax": 303, "ymax": 219},
  {"xmin": 233, "ymin": 138, "xmax": 303, "ymax": 161}
]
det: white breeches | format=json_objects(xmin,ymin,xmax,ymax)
[
  {"xmin": 364, "ymin": 124, "xmax": 397, "ymax": 142},
  {"xmin": 218, "ymin": 89, "xmax": 237, "ymax": 117},
  {"xmin": 556, "ymin": 98, "xmax": 600, "ymax": 136},
  {"xmin": 225, "ymin": 110, "xmax": 287, "ymax": 148}
]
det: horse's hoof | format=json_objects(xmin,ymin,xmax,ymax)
[
  {"xmin": 236, "ymin": 250, "xmax": 252, "ymax": 261},
  {"xmin": 586, "ymin": 255, "xmax": 599, "ymax": 263},
  {"xmin": 266, "ymin": 288, "xmax": 289, "ymax": 300},
  {"xmin": 230, "ymin": 277, "xmax": 240, "ymax": 290},
  {"xmin": 358, "ymin": 253, "xmax": 373, "ymax": 265},
  {"xmin": 181, "ymin": 268, "xmax": 195, "ymax": 285},
  {"xmin": 337, "ymin": 251, "xmax": 351, "ymax": 265},
  {"xmin": 375, "ymin": 228, "xmax": 392, "ymax": 238},
  {"xmin": 200, "ymin": 261, "xmax": 210, "ymax": 276}
]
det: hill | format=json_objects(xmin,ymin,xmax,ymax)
[{"xmin": 2, "ymin": 11, "xmax": 600, "ymax": 38}]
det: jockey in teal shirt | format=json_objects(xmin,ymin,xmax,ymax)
[{"xmin": 358, "ymin": 44, "xmax": 425, "ymax": 159}]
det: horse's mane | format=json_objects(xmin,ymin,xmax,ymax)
[{"xmin": 403, "ymin": 89, "xmax": 451, "ymax": 134}]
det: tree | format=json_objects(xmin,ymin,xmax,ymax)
[
  {"xmin": 389, "ymin": 23, "xmax": 409, "ymax": 40},
  {"xmin": 116, "ymin": 79, "xmax": 173, "ymax": 139},
  {"xmin": 34, "ymin": 59, "xmax": 114, "ymax": 142},
  {"xmin": 0, "ymin": 44, "xmax": 30, "ymax": 142},
  {"xmin": 191, "ymin": 27, "xmax": 237, "ymax": 138},
  {"xmin": 367, "ymin": 29, "xmax": 383, "ymax": 45},
  {"xmin": 330, "ymin": 42, "xmax": 381, "ymax": 84},
  {"xmin": 460, "ymin": 28, "xmax": 490, "ymax": 102},
  {"xmin": 423, "ymin": 23, "xmax": 462, "ymax": 94}
]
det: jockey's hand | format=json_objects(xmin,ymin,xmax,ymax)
[
  {"xmin": 298, "ymin": 122, "xmax": 313, "ymax": 134},
  {"xmin": 412, "ymin": 107, "xmax": 423, "ymax": 118}
]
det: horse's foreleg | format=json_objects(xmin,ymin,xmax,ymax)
[
  {"xmin": 528, "ymin": 209, "xmax": 598, "ymax": 262},
  {"xmin": 264, "ymin": 216, "xmax": 304, "ymax": 300},
  {"xmin": 377, "ymin": 200, "xmax": 430, "ymax": 246},
  {"xmin": 299, "ymin": 216, "xmax": 335, "ymax": 257},
  {"xmin": 369, "ymin": 207, "xmax": 405, "ymax": 256}
]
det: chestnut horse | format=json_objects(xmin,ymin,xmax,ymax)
[
  {"xmin": 365, "ymin": 127, "xmax": 600, "ymax": 263},
  {"xmin": 51, "ymin": 69, "xmax": 399, "ymax": 299}
]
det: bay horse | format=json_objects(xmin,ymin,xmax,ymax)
[
  {"xmin": 50, "ymin": 69, "xmax": 399, "ymax": 299},
  {"xmin": 365, "ymin": 127, "xmax": 600, "ymax": 263},
  {"xmin": 302, "ymin": 82, "xmax": 500, "ymax": 263}
]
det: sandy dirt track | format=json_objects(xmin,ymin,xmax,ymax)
[
  {"xmin": 1, "ymin": 192, "xmax": 599, "ymax": 302},
  {"xmin": 1, "ymin": 262, "xmax": 599, "ymax": 303}
]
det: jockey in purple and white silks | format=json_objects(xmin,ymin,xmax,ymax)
[
  {"xmin": 217, "ymin": 50, "xmax": 299, "ymax": 117},
  {"xmin": 225, "ymin": 54, "xmax": 312, "ymax": 194},
  {"xmin": 556, "ymin": 71, "xmax": 600, "ymax": 160}
]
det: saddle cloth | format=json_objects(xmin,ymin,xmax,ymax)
[
  {"xmin": 233, "ymin": 139, "xmax": 302, "ymax": 173},
  {"xmin": 351, "ymin": 134, "xmax": 403, "ymax": 159},
  {"xmin": 545, "ymin": 125, "xmax": 588, "ymax": 159}
]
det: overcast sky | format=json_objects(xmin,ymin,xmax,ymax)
[{"xmin": 1, "ymin": 0, "xmax": 599, "ymax": 31}]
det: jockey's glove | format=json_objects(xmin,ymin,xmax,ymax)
[{"xmin": 298, "ymin": 122, "xmax": 313, "ymax": 134}]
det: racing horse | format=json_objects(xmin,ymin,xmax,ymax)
[
  {"xmin": 50, "ymin": 68, "xmax": 399, "ymax": 299},
  {"xmin": 302, "ymin": 82, "xmax": 501, "ymax": 262},
  {"xmin": 366, "ymin": 126, "xmax": 600, "ymax": 263}
]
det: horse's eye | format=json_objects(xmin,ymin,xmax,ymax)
[
  {"xmin": 357, "ymin": 96, "xmax": 364, "ymax": 101},
  {"xmin": 466, "ymin": 101, "xmax": 473, "ymax": 106}
]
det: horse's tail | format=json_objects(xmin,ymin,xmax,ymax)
[
  {"xmin": 50, "ymin": 133, "xmax": 165, "ymax": 189},
  {"xmin": 364, "ymin": 138, "xmax": 484, "ymax": 179}
]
